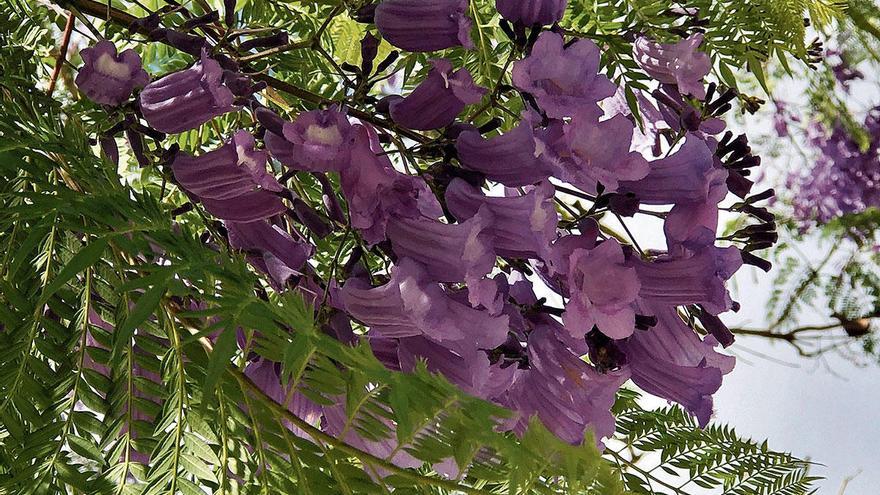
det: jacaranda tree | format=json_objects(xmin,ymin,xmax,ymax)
[{"xmin": 0, "ymin": 0, "xmax": 846, "ymax": 493}]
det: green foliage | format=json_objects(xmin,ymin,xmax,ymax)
[{"xmin": 611, "ymin": 390, "xmax": 820, "ymax": 495}]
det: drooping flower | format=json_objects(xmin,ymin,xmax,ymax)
[
  {"xmin": 505, "ymin": 327, "xmax": 629, "ymax": 445},
  {"xmin": 226, "ymin": 220, "xmax": 313, "ymax": 287},
  {"xmin": 340, "ymin": 125, "xmax": 443, "ymax": 244},
  {"xmin": 171, "ymin": 131, "xmax": 286, "ymax": 222},
  {"xmin": 512, "ymin": 32, "xmax": 617, "ymax": 119},
  {"xmin": 244, "ymin": 358, "xmax": 323, "ymax": 438},
  {"xmin": 385, "ymin": 206, "xmax": 496, "ymax": 289},
  {"xmin": 632, "ymin": 246, "xmax": 742, "ymax": 315},
  {"xmin": 559, "ymin": 112, "xmax": 650, "ymax": 193},
  {"xmin": 397, "ymin": 335, "xmax": 492, "ymax": 395},
  {"xmin": 339, "ymin": 259, "xmax": 509, "ymax": 348},
  {"xmin": 76, "ymin": 40, "xmax": 149, "ymax": 106},
  {"xmin": 634, "ymin": 34, "xmax": 711, "ymax": 99},
  {"xmin": 563, "ymin": 239, "xmax": 640, "ymax": 340},
  {"xmin": 140, "ymin": 49, "xmax": 238, "ymax": 133},
  {"xmin": 496, "ymin": 0, "xmax": 568, "ymax": 26},
  {"xmin": 445, "ymin": 178, "xmax": 557, "ymax": 258},
  {"xmin": 621, "ymin": 301, "xmax": 734, "ymax": 426},
  {"xmin": 375, "ymin": 0, "xmax": 474, "ymax": 52},
  {"xmin": 619, "ymin": 133, "xmax": 728, "ymax": 205},
  {"xmin": 455, "ymin": 120, "xmax": 559, "ymax": 186},
  {"xmin": 388, "ymin": 59, "xmax": 486, "ymax": 130},
  {"xmin": 322, "ymin": 401, "xmax": 421, "ymax": 471},
  {"xmin": 664, "ymin": 201, "xmax": 720, "ymax": 253},
  {"xmin": 264, "ymin": 107, "xmax": 354, "ymax": 172}
]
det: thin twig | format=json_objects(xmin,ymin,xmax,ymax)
[{"xmin": 49, "ymin": 12, "xmax": 76, "ymax": 96}]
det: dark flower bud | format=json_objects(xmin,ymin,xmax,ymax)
[
  {"xmin": 608, "ymin": 193, "xmax": 639, "ymax": 217},
  {"xmin": 352, "ymin": 3, "xmax": 377, "ymax": 23},
  {"xmin": 740, "ymin": 203, "xmax": 775, "ymax": 223},
  {"xmin": 164, "ymin": 30, "xmax": 207, "ymax": 56},
  {"xmin": 99, "ymin": 135, "xmax": 119, "ymax": 167},
  {"xmin": 182, "ymin": 11, "xmax": 219, "ymax": 30},
  {"xmin": 695, "ymin": 309, "xmax": 734, "ymax": 347},
  {"xmin": 746, "ymin": 188, "xmax": 775, "ymax": 203},
  {"xmin": 239, "ymin": 32, "xmax": 289, "ymax": 51},
  {"xmin": 315, "ymin": 173, "xmax": 346, "ymax": 224},
  {"xmin": 726, "ymin": 170, "xmax": 754, "ymax": 198},
  {"xmin": 741, "ymin": 251, "xmax": 772, "ymax": 272},
  {"xmin": 125, "ymin": 128, "xmax": 150, "ymax": 168},
  {"xmin": 224, "ymin": 0, "xmax": 236, "ymax": 27},
  {"xmin": 291, "ymin": 198, "xmax": 333, "ymax": 239},
  {"xmin": 255, "ymin": 107, "xmax": 286, "ymax": 135},
  {"xmin": 375, "ymin": 51, "xmax": 399, "ymax": 74},
  {"xmin": 360, "ymin": 32, "xmax": 380, "ymax": 75},
  {"xmin": 634, "ymin": 314, "xmax": 658, "ymax": 330}
]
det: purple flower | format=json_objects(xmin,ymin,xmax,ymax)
[
  {"xmin": 385, "ymin": 206, "xmax": 496, "ymax": 289},
  {"xmin": 323, "ymin": 401, "xmax": 421, "ymax": 472},
  {"xmin": 245, "ymin": 358, "xmax": 323, "ymax": 438},
  {"xmin": 634, "ymin": 34, "xmax": 711, "ymax": 99},
  {"xmin": 265, "ymin": 107, "xmax": 354, "ymax": 172},
  {"xmin": 506, "ymin": 327, "xmax": 629, "ymax": 445},
  {"xmin": 787, "ymin": 110, "xmax": 880, "ymax": 226},
  {"xmin": 621, "ymin": 301, "xmax": 734, "ymax": 426},
  {"xmin": 76, "ymin": 40, "xmax": 149, "ymax": 106},
  {"xmin": 388, "ymin": 59, "xmax": 486, "ymax": 130},
  {"xmin": 664, "ymin": 201, "xmax": 719, "ymax": 253},
  {"xmin": 375, "ymin": 0, "xmax": 474, "ymax": 52},
  {"xmin": 445, "ymin": 178, "xmax": 557, "ymax": 258},
  {"xmin": 340, "ymin": 259, "xmax": 508, "ymax": 348},
  {"xmin": 496, "ymin": 0, "xmax": 568, "ymax": 26},
  {"xmin": 340, "ymin": 125, "xmax": 443, "ymax": 244},
  {"xmin": 455, "ymin": 119, "xmax": 559, "ymax": 186},
  {"xmin": 619, "ymin": 133, "xmax": 728, "ymax": 205},
  {"xmin": 512, "ymin": 32, "xmax": 616, "ymax": 119},
  {"xmin": 226, "ymin": 220, "xmax": 313, "ymax": 287},
  {"xmin": 171, "ymin": 131, "xmax": 286, "ymax": 222},
  {"xmin": 633, "ymin": 246, "xmax": 742, "ymax": 315},
  {"xmin": 140, "ymin": 49, "xmax": 238, "ymax": 133},
  {"xmin": 559, "ymin": 113, "xmax": 650, "ymax": 193},
  {"xmin": 563, "ymin": 239, "xmax": 640, "ymax": 340},
  {"xmin": 397, "ymin": 336, "xmax": 491, "ymax": 395}
]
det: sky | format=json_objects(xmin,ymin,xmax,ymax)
[{"xmin": 714, "ymin": 264, "xmax": 880, "ymax": 495}]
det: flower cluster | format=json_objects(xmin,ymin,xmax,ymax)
[
  {"xmin": 787, "ymin": 110, "xmax": 880, "ymax": 226},
  {"xmin": 75, "ymin": 0, "xmax": 775, "ymax": 470}
]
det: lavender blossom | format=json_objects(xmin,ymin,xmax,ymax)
[
  {"xmin": 226, "ymin": 220, "xmax": 313, "ymax": 286},
  {"xmin": 445, "ymin": 179, "xmax": 557, "ymax": 258},
  {"xmin": 76, "ymin": 40, "xmax": 149, "ymax": 106},
  {"xmin": 455, "ymin": 120, "xmax": 559, "ymax": 186},
  {"xmin": 558, "ymin": 113, "xmax": 650, "ymax": 193},
  {"xmin": 340, "ymin": 125, "xmax": 443, "ymax": 244},
  {"xmin": 388, "ymin": 59, "xmax": 486, "ymax": 130},
  {"xmin": 634, "ymin": 34, "xmax": 711, "ymax": 99},
  {"xmin": 563, "ymin": 239, "xmax": 641, "ymax": 340},
  {"xmin": 375, "ymin": 0, "xmax": 474, "ymax": 52},
  {"xmin": 140, "ymin": 50, "xmax": 238, "ymax": 133},
  {"xmin": 339, "ymin": 259, "xmax": 508, "ymax": 348},
  {"xmin": 512, "ymin": 32, "xmax": 616, "ymax": 119},
  {"xmin": 622, "ymin": 301, "xmax": 734, "ymax": 426},
  {"xmin": 633, "ymin": 246, "xmax": 743, "ymax": 315},
  {"xmin": 171, "ymin": 131, "xmax": 285, "ymax": 222},
  {"xmin": 264, "ymin": 107, "xmax": 354, "ymax": 172},
  {"xmin": 619, "ymin": 133, "xmax": 728, "ymax": 205}
]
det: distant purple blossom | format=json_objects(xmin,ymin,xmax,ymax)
[{"xmin": 788, "ymin": 110, "xmax": 880, "ymax": 225}]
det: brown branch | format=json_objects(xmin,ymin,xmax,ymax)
[{"xmin": 48, "ymin": 11, "xmax": 76, "ymax": 96}]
